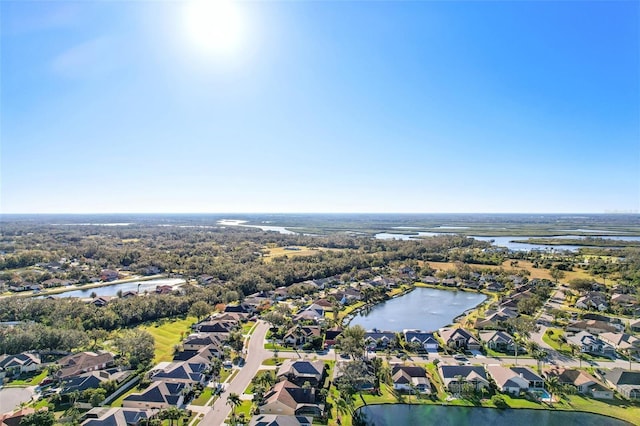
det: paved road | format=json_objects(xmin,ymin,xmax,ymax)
[
  {"xmin": 199, "ymin": 321, "xmax": 271, "ymax": 426},
  {"xmin": 0, "ymin": 387, "xmax": 35, "ymax": 414}
]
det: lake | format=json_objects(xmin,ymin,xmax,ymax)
[
  {"xmin": 349, "ymin": 287, "xmax": 486, "ymax": 332},
  {"xmin": 374, "ymin": 232, "xmax": 640, "ymax": 252},
  {"xmin": 357, "ymin": 404, "xmax": 632, "ymax": 426},
  {"xmin": 51, "ymin": 278, "xmax": 185, "ymax": 298},
  {"xmin": 218, "ymin": 219, "xmax": 297, "ymax": 235}
]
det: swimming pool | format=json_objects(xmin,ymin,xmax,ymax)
[{"xmin": 530, "ymin": 389, "xmax": 552, "ymax": 402}]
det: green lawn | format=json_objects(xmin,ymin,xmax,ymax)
[
  {"xmin": 192, "ymin": 387, "xmax": 214, "ymax": 406},
  {"xmin": 242, "ymin": 321, "xmax": 256, "ymax": 335},
  {"xmin": 263, "ymin": 342, "xmax": 290, "ymax": 351},
  {"xmin": 138, "ymin": 316, "xmax": 196, "ymax": 363},
  {"xmin": 262, "ymin": 357, "xmax": 285, "ymax": 366},
  {"xmin": 226, "ymin": 400, "xmax": 253, "ymax": 424},
  {"xmin": 7, "ymin": 369, "xmax": 49, "ymax": 386},
  {"xmin": 219, "ymin": 368, "xmax": 234, "ymax": 383},
  {"xmin": 543, "ymin": 328, "xmax": 567, "ymax": 352},
  {"xmin": 338, "ymin": 301, "xmax": 366, "ymax": 320},
  {"xmin": 110, "ymin": 386, "xmax": 140, "ymax": 407}
]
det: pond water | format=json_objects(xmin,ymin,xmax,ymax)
[
  {"xmin": 51, "ymin": 278, "xmax": 185, "ymax": 298},
  {"xmin": 349, "ymin": 287, "xmax": 486, "ymax": 332},
  {"xmin": 357, "ymin": 404, "xmax": 632, "ymax": 426}
]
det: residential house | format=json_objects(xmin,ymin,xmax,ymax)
[
  {"xmin": 486, "ymin": 365, "xmax": 543, "ymax": 394},
  {"xmin": 100, "ymin": 270, "xmax": 120, "ymax": 282},
  {"xmin": 545, "ymin": 367, "xmax": 613, "ymax": 399},
  {"xmin": 331, "ymin": 288, "xmax": 362, "ymax": 305},
  {"xmin": 312, "ymin": 299, "xmax": 333, "ymax": 309},
  {"xmin": 173, "ymin": 344, "xmax": 222, "ymax": 362},
  {"xmin": 293, "ymin": 304, "xmax": 325, "ymax": 324},
  {"xmin": 91, "ymin": 296, "xmax": 115, "ymax": 307},
  {"xmin": 421, "ymin": 276, "xmax": 439, "ymax": 285},
  {"xmin": 249, "ymin": 415, "xmax": 313, "ymax": 426},
  {"xmin": 155, "ymin": 285, "xmax": 173, "ymax": 295},
  {"xmin": 474, "ymin": 308, "xmax": 518, "ymax": 330},
  {"xmin": 602, "ymin": 368, "xmax": 640, "ymax": 400},
  {"xmin": 630, "ymin": 319, "xmax": 640, "ymax": 333},
  {"xmin": 364, "ymin": 331, "xmax": 397, "ymax": 350},
  {"xmin": 566, "ymin": 320, "xmax": 619, "ymax": 335},
  {"xmin": 224, "ymin": 303, "xmax": 255, "ymax": 315},
  {"xmin": 391, "ymin": 365, "xmax": 431, "ymax": 394},
  {"xmin": 148, "ymin": 361, "xmax": 207, "ymax": 385},
  {"xmin": 438, "ymin": 365, "xmax": 489, "ymax": 393},
  {"xmin": 438, "ymin": 328, "xmax": 481, "ymax": 351},
  {"xmin": 276, "ymin": 360, "xmax": 325, "ymax": 387},
  {"xmin": 599, "ymin": 332, "xmax": 640, "ymax": 353},
  {"xmin": 566, "ymin": 331, "xmax": 615, "ymax": 357},
  {"xmin": 611, "ymin": 293, "xmax": 637, "ymax": 306},
  {"xmin": 183, "ymin": 334, "xmax": 225, "ymax": 351},
  {"xmin": 575, "ymin": 292, "xmax": 608, "ymax": 311},
  {"xmin": 57, "ymin": 351, "xmax": 115, "ymax": 380},
  {"xmin": 479, "ymin": 330, "xmax": 517, "ymax": 353},
  {"xmin": 0, "ymin": 408, "xmax": 44, "ymax": 426},
  {"xmin": 440, "ymin": 278, "xmax": 458, "ymax": 287},
  {"xmin": 42, "ymin": 278, "xmax": 68, "ymax": 288},
  {"xmin": 81, "ymin": 407, "xmax": 157, "ymax": 426},
  {"xmin": 122, "ymin": 381, "xmax": 186, "ymax": 410},
  {"xmin": 259, "ymin": 380, "xmax": 323, "ymax": 418},
  {"xmin": 485, "ymin": 281, "xmax": 506, "ymax": 292},
  {"xmin": 403, "ymin": 330, "xmax": 439, "ymax": 352},
  {"xmin": 195, "ymin": 320, "xmax": 238, "ymax": 334},
  {"xmin": 0, "ymin": 352, "xmax": 41, "ymax": 376},
  {"xmin": 283, "ymin": 326, "xmax": 322, "ymax": 347},
  {"xmin": 323, "ymin": 328, "xmax": 342, "ymax": 348},
  {"xmin": 60, "ymin": 369, "xmax": 132, "ymax": 395},
  {"xmin": 368, "ymin": 277, "xmax": 397, "ymax": 289}
]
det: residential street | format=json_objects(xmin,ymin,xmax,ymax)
[{"xmin": 199, "ymin": 321, "xmax": 270, "ymax": 426}]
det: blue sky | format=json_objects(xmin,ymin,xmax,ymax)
[{"xmin": 1, "ymin": 0, "xmax": 638, "ymax": 214}]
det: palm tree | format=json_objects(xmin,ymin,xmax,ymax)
[
  {"xmin": 577, "ymin": 352, "xmax": 587, "ymax": 368},
  {"xmin": 526, "ymin": 341, "xmax": 540, "ymax": 355},
  {"xmin": 569, "ymin": 343, "xmax": 580, "ymax": 358},
  {"xmin": 159, "ymin": 407, "xmax": 185, "ymax": 426},
  {"xmin": 533, "ymin": 349, "xmax": 547, "ymax": 373},
  {"xmin": 545, "ymin": 376, "xmax": 560, "ymax": 404},
  {"xmin": 226, "ymin": 392, "xmax": 242, "ymax": 415},
  {"xmin": 454, "ymin": 374, "xmax": 465, "ymax": 395},
  {"xmin": 335, "ymin": 394, "xmax": 353, "ymax": 422},
  {"xmin": 624, "ymin": 348, "xmax": 635, "ymax": 371}
]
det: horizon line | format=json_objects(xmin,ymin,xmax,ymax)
[{"xmin": 1, "ymin": 211, "xmax": 638, "ymax": 216}]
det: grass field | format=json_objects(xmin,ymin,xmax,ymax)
[
  {"xmin": 138, "ymin": 316, "xmax": 196, "ymax": 363},
  {"xmin": 261, "ymin": 246, "xmax": 334, "ymax": 262}
]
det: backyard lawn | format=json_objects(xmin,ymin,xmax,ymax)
[{"xmin": 139, "ymin": 316, "xmax": 196, "ymax": 363}]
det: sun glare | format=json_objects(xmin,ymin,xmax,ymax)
[{"xmin": 184, "ymin": 0, "xmax": 244, "ymax": 55}]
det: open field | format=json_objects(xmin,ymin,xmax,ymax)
[
  {"xmin": 261, "ymin": 246, "xmax": 341, "ymax": 262},
  {"xmin": 138, "ymin": 316, "xmax": 196, "ymax": 363}
]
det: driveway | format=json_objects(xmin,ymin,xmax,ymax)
[{"xmin": 0, "ymin": 387, "xmax": 35, "ymax": 414}]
